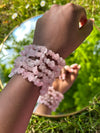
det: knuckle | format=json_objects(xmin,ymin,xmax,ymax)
[
  {"xmin": 51, "ymin": 4, "xmax": 59, "ymax": 9},
  {"xmin": 66, "ymin": 3, "xmax": 75, "ymax": 10},
  {"xmin": 64, "ymin": 3, "xmax": 76, "ymax": 15},
  {"xmin": 50, "ymin": 4, "xmax": 61, "ymax": 14},
  {"xmin": 66, "ymin": 3, "xmax": 86, "ymax": 16},
  {"xmin": 67, "ymin": 3, "xmax": 75, "ymax": 8}
]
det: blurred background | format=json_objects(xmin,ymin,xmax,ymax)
[{"xmin": 0, "ymin": 0, "xmax": 100, "ymax": 115}]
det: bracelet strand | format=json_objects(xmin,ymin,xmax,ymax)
[
  {"xmin": 38, "ymin": 86, "xmax": 64, "ymax": 111},
  {"xmin": 9, "ymin": 44, "xmax": 65, "ymax": 95}
]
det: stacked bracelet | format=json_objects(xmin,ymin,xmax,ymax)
[
  {"xmin": 9, "ymin": 44, "xmax": 65, "ymax": 95},
  {"xmin": 38, "ymin": 86, "xmax": 64, "ymax": 111}
]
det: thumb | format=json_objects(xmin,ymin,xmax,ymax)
[{"xmin": 79, "ymin": 19, "xmax": 93, "ymax": 40}]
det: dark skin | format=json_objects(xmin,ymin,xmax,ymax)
[
  {"xmin": 0, "ymin": 3, "xmax": 93, "ymax": 133},
  {"xmin": 33, "ymin": 3, "xmax": 93, "ymax": 58}
]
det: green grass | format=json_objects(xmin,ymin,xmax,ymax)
[{"xmin": 26, "ymin": 97, "xmax": 100, "ymax": 133}]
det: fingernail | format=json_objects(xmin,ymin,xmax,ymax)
[
  {"xmin": 71, "ymin": 69, "xmax": 74, "ymax": 73},
  {"xmin": 59, "ymin": 76, "xmax": 62, "ymax": 80},
  {"xmin": 70, "ymin": 63, "xmax": 78, "ymax": 68},
  {"xmin": 62, "ymin": 74, "xmax": 66, "ymax": 80},
  {"xmin": 64, "ymin": 65, "xmax": 68, "ymax": 69}
]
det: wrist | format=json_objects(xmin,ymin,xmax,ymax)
[
  {"xmin": 13, "ymin": 74, "xmax": 40, "ymax": 93},
  {"xmin": 35, "ymin": 103, "xmax": 52, "ymax": 115},
  {"xmin": 9, "ymin": 44, "xmax": 65, "ymax": 96},
  {"xmin": 52, "ymin": 81, "xmax": 65, "ymax": 95},
  {"xmin": 38, "ymin": 86, "xmax": 64, "ymax": 111}
]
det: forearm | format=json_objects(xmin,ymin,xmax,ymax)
[
  {"xmin": 0, "ymin": 43, "xmax": 65, "ymax": 132},
  {"xmin": 35, "ymin": 103, "xmax": 52, "ymax": 115},
  {"xmin": 0, "ymin": 74, "xmax": 40, "ymax": 133}
]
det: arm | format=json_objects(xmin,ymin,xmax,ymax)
[
  {"xmin": 35, "ymin": 64, "xmax": 80, "ymax": 115},
  {"xmin": 35, "ymin": 103, "xmax": 52, "ymax": 115},
  {"xmin": 0, "ymin": 75, "xmax": 40, "ymax": 133},
  {"xmin": 0, "ymin": 3, "xmax": 93, "ymax": 133}
]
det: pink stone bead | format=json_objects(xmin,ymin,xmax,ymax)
[
  {"xmin": 38, "ymin": 86, "xmax": 64, "ymax": 111},
  {"xmin": 9, "ymin": 44, "xmax": 65, "ymax": 96}
]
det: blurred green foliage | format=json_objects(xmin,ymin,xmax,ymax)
[
  {"xmin": 0, "ymin": 0, "xmax": 100, "ymax": 132},
  {"xmin": 56, "ymin": 26, "xmax": 100, "ymax": 114}
]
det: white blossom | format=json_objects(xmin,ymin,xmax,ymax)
[
  {"xmin": 12, "ymin": 13, "xmax": 17, "ymax": 19},
  {"xmin": 25, "ymin": 4, "xmax": 29, "ymax": 9},
  {"xmin": 40, "ymin": 0, "xmax": 45, "ymax": 7},
  {"xmin": 53, "ymin": 0, "xmax": 56, "ymax": 3}
]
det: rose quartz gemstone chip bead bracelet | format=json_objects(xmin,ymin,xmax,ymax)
[
  {"xmin": 38, "ymin": 86, "xmax": 64, "ymax": 111},
  {"xmin": 9, "ymin": 44, "xmax": 65, "ymax": 95}
]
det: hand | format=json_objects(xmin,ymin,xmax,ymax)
[
  {"xmin": 33, "ymin": 3, "xmax": 93, "ymax": 58},
  {"xmin": 52, "ymin": 64, "xmax": 80, "ymax": 94},
  {"xmin": 35, "ymin": 64, "xmax": 80, "ymax": 114}
]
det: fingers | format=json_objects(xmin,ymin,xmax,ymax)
[
  {"xmin": 70, "ymin": 63, "xmax": 81, "ymax": 70},
  {"xmin": 70, "ymin": 63, "xmax": 78, "ymax": 68},
  {"xmin": 64, "ymin": 65, "xmax": 73, "ymax": 73},
  {"xmin": 59, "ymin": 68, "xmax": 66, "ymax": 80},
  {"xmin": 64, "ymin": 64, "xmax": 80, "ymax": 73},
  {"xmin": 63, "ymin": 3, "xmax": 87, "ymax": 28},
  {"xmin": 70, "ymin": 64, "xmax": 80, "ymax": 75},
  {"xmin": 75, "ymin": 5, "xmax": 87, "ymax": 21},
  {"xmin": 79, "ymin": 19, "xmax": 93, "ymax": 39},
  {"xmin": 59, "ymin": 64, "xmax": 80, "ymax": 81},
  {"xmin": 74, "ymin": 5, "xmax": 87, "ymax": 29}
]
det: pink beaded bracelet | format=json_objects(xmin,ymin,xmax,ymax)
[
  {"xmin": 38, "ymin": 86, "xmax": 64, "ymax": 111},
  {"xmin": 9, "ymin": 44, "xmax": 65, "ymax": 95}
]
